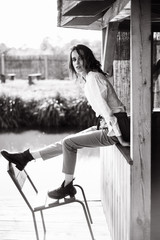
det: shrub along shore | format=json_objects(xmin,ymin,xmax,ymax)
[{"xmin": 0, "ymin": 95, "xmax": 97, "ymax": 132}]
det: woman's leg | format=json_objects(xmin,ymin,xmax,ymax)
[
  {"xmin": 31, "ymin": 126, "xmax": 99, "ymax": 161},
  {"xmin": 114, "ymin": 112, "xmax": 130, "ymax": 142},
  {"xmin": 62, "ymin": 127, "xmax": 118, "ymax": 175},
  {"xmin": 48, "ymin": 127, "xmax": 118, "ymax": 199},
  {"xmin": 33, "ymin": 141, "xmax": 63, "ymax": 160},
  {"xmin": 0, "ymin": 127, "xmax": 97, "ymax": 170},
  {"xmin": 0, "ymin": 140, "xmax": 64, "ymax": 171}
]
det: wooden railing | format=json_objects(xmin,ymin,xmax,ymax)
[{"xmin": 100, "ymin": 144, "xmax": 132, "ymax": 240}]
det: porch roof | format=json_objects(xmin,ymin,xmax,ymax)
[{"xmin": 57, "ymin": 0, "xmax": 160, "ymax": 30}]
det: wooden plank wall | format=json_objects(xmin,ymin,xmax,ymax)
[
  {"xmin": 113, "ymin": 60, "xmax": 130, "ymax": 113},
  {"xmin": 114, "ymin": 30, "xmax": 130, "ymax": 113},
  {"xmin": 101, "ymin": 146, "xmax": 131, "ymax": 240},
  {"xmin": 101, "ymin": 20, "xmax": 131, "ymax": 240}
]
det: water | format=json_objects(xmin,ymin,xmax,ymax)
[
  {"xmin": 0, "ymin": 130, "xmax": 100, "ymax": 200},
  {"xmin": 0, "ymin": 130, "xmax": 70, "ymax": 152}
]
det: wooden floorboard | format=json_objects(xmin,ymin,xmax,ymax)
[{"xmin": 0, "ymin": 198, "xmax": 111, "ymax": 240}]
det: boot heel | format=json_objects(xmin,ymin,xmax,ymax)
[
  {"xmin": 16, "ymin": 163, "xmax": 23, "ymax": 171},
  {"xmin": 70, "ymin": 193, "xmax": 76, "ymax": 198}
]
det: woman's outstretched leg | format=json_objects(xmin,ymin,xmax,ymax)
[{"xmin": 1, "ymin": 141, "xmax": 63, "ymax": 171}]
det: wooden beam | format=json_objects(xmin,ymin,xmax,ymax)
[
  {"xmin": 102, "ymin": 0, "xmax": 130, "ymax": 28},
  {"xmin": 110, "ymin": 1, "xmax": 130, "ymax": 22},
  {"xmin": 102, "ymin": 22, "xmax": 119, "ymax": 76},
  {"xmin": 130, "ymin": 0, "xmax": 151, "ymax": 240},
  {"xmin": 62, "ymin": 15, "xmax": 101, "ymax": 26},
  {"xmin": 63, "ymin": 0, "xmax": 114, "ymax": 16},
  {"xmin": 61, "ymin": 16, "xmax": 102, "ymax": 30}
]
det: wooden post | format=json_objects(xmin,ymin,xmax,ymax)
[
  {"xmin": 1, "ymin": 53, "xmax": 5, "ymax": 75},
  {"xmin": 1, "ymin": 53, "xmax": 6, "ymax": 83},
  {"xmin": 130, "ymin": 0, "xmax": 151, "ymax": 239},
  {"xmin": 102, "ymin": 22, "xmax": 119, "ymax": 76},
  {"xmin": 44, "ymin": 55, "xmax": 48, "ymax": 79},
  {"xmin": 101, "ymin": 27, "xmax": 107, "ymax": 68}
]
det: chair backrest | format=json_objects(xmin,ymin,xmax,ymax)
[{"xmin": 7, "ymin": 163, "xmax": 38, "ymax": 211}]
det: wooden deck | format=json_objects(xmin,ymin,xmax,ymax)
[
  {"xmin": 0, "ymin": 197, "xmax": 110, "ymax": 240},
  {"xmin": 0, "ymin": 148, "xmax": 111, "ymax": 240}
]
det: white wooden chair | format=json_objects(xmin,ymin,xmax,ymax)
[{"xmin": 7, "ymin": 163, "xmax": 95, "ymax": 240}]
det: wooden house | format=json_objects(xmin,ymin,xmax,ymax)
[{"xmin": 57, "ymin": 1, "xmax": 160, "ymax": 240}]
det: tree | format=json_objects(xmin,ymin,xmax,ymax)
[
  {"xmin": 40, "ymin": 37, "xmax": 54, "ymax": 53},
  {"xmin": 0, "ymin": 43, "xmax": 8, "ymax": 54}
]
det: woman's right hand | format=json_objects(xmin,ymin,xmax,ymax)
[{"xmin": 117, "ymin": 136, "xmax": 130, "ymax": 147}]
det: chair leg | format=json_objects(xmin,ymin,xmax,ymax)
[
  {"xmin": 75, "ymin": 199, "xmax": 95, "ymax": 240},
  {"xmin": 74, "ymin": 184, "xmax": 93, "ymax": 224},
  {"xmin": 32, "ymin": 212, "xmax": 40, "ymax": 240},
  {"xmin": 40, "ymin": 210, "xmax": 46, "ymax": 233}
]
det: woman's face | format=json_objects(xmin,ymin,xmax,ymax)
[{"xmin": 71, "ymin": 50, "xmax": 87, "ymax": 76}]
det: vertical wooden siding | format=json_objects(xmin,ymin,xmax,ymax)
[
  {"xmin": 101, "ymin": 25, "xmax": 131, "ymax": 240},
  {"xmin": 113, "ymin": 60, "xmax": 130, "ymax": 113},
  {"xmin": 114, "ymin": 31, "xmax": 130, "ymax": 113},
  {"xmin": 101, "ymin": 145, "xmax": 131, "ymax": 240}
]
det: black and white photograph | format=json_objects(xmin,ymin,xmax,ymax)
[{"xmin": 0, "ymin": 1, "xmax": 159, "ymax": 240}]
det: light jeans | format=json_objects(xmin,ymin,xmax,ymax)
[{"xmin": 39, "ymin": 126, "xmax": 118, "ymax": 174}]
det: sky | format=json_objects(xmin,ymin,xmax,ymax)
[{"xmin": 0, "ymin": 0, "xmax": 101, "ymax": 49}]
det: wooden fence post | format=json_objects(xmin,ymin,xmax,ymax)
[
  {"xmin": 1, "ymin": 53, "xmax": 5, "ymax": 83},
  {"xmin": 44, "ymin": 55, "xmax": 48, "ymax": 79}
]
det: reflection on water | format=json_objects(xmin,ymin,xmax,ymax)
[{"xmin": 0, "ymin": 130, "xmax": 70, "ymax": 152}]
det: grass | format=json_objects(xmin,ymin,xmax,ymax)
[{"xmin": 0, "ymin": 79, "xmax": 84, "ymax": 101}]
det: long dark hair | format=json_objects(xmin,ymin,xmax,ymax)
[{"xmin": 69, "ymin": 44, "xmax": 106, "ymax": 78}]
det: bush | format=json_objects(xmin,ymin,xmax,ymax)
[
  {"xmin": 0, "ymin": 96, "xmax": 32, "ymax": 130},
  {"xmin": 65, "ymin": 99, "xmax": 97, "ymax": 130},
  {"xmin": 0, "ymin": 95, "xmax": 97, "ymax": 132}
]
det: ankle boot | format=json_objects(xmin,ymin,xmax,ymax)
[
  {"xmin": 48, "ymin": 179, "xmax": 77, "ymax": 200},
  {"xmin": 1, "ymin": 149, "xmax": 33, "ymax": 171}
]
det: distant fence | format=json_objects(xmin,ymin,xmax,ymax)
[{"xmin": 0, "ymin": 55, "xmax": 68, "ymax": 80}]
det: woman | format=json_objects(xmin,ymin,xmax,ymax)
[{"xmin": 1, "ymin": 44, "xmax": 130, "ymax": 200}]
